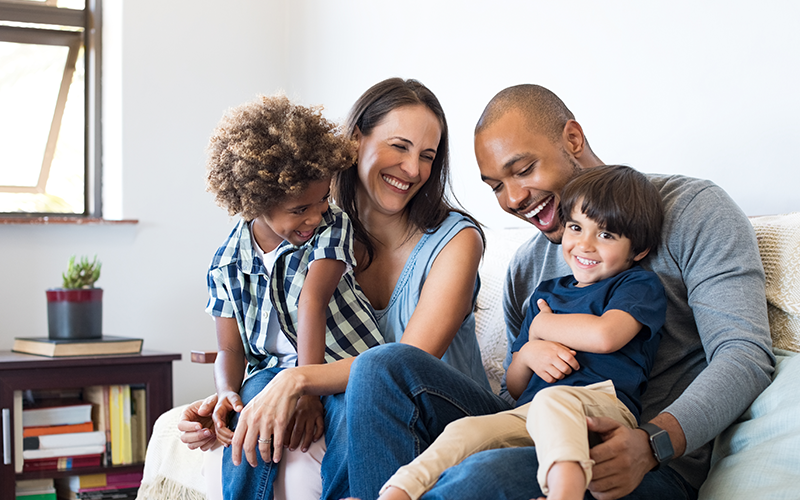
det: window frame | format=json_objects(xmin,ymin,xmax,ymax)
[{"xmin": 0, "ymin": 0, "xmax": 103, "ymax": 219}]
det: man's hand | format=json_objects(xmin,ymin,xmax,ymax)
[{"xmin": 586, "ymin": 416, "xmax": 655, "ymax": 500}]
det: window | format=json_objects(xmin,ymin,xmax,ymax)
[{"xmin": 0, "ymin": 0, "xmax": 101, "ymax": 217}]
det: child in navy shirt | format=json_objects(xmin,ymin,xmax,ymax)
[{"xmin": 379, "ymin": 165, "xmax": 666, "ymax": 500}]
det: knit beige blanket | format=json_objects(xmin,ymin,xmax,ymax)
[
  {"xmin": 751, "ymin": 213, "xmax": 800, "ymax": 352},
  {"xmin": 136, "ymin": 404, "xmax": 207, "ymax": 500}
]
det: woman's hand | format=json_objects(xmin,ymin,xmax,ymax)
[
  {"xmin": 177, "ymin": 394, "xmax": 220, "ymax": 451},
  {"xmin": 230, "ymin": 368, "xmax": 305, "ymax": 467},
  {"xmin": 212, "ymin": 390, "xmax": 244, "ymax": 446},
  {"xmin": 284, "ymin": 395, "xmax": 325, "ymax": 453}
]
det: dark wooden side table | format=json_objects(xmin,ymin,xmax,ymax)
[{"xmin": 0, "ymin": 349, "xmax": 181, "ymax": 498}]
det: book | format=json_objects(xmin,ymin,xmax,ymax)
[
  {"xmin": 15, "ymin": 494, "xmax": 56, "ymax": 500},
  {"xmin": 56, "ymin": 487, "xmax": 138, "ymax": 500},
  {"xmin": 109, "ymin": 386, "xmax": 121, "ymax": 465},
  {"xmin": 129, "ymin": 386, "xmax": 147, "ymax": 463},
  {"xmin": 12, "ymin": 336, "xmax": 143, "ymax": 357},
  {"xmin": 23, "ymin": 421, "xmax": 94, "ymax": 437},
  {"xmin": 14, "ymin": 390, "xmax": 24, "ymax": 473},
  {"xmin": 15, "ymin": 478, "xmax": 55, "ymax": 499},
  {"xmin": 15, "ymin": 478, "xmax": 54, "ymax": 491},
  {"xmin": 109, "ymin": 385, "xmax": 133, "ymax": 465},
  {"xmin": 22, "ymin": 403, "xmax": 92, "ymax": 427},
  {"xmin": 22, "ymin": 453, "xmax": 102, "ymax": 472},
  {"xmin": 23, "ymin": 444, "xmax": 106, "ymax": 460},
  {"xmin": 83, "ymin": 386, "xmax": 112, "ymax": 465},
  {"xmin": 23, "ymin": 430, "xmax": 105, "ymax": 450},
  {"xmin": 55, "ymin": 472, "xmax": 143, "ymax": 493},
  {"xmin": 60, "ymin": 474, "xmax": 108, "ymax": 490},
  {"xmin": 120, "ymin": 385, "xmax": 132, "ymax": 464}
]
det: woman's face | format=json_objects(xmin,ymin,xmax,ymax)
[{"xmin": 355, "ymin": 105, "xmax": 442, "ymax": 217}]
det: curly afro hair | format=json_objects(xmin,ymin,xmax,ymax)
[{"xmin": 206, "ymin": 94, "xmax": 357, "ymax": 221}]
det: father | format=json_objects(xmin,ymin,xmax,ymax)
[{"xmin": 341, "ymin": 84, "xmax": 775, "ymax": 500}]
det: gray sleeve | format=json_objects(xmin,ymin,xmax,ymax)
[{"xmin": 661, "ymin": 185, "xmax": 775, "ymax": 453}]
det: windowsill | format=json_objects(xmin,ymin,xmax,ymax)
[{"xmin": 0, "ymin": 217, "xmax": 138, "ymax": 225}]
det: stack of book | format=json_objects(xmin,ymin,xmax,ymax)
[
  {"xmin": 15, "ymin": 479, "xmax": 56, "ymax": 500},
  {"xmin": 84, "ymin": 385, "xmax": 148, "ymax": 465},
  {"xmin": 55, "ymin": 472, "xmax": 143, "ymax": 500},
  {"xmin": 22, "ymin": 399, "xmax": 106, "ymax": 472}
]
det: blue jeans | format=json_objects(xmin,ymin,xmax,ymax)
[
  {"xmin": 335, "ymin": 343, "xmax": 512, "ymax": 499},
  {"xmin": 425, "ymin": 447, "xmax": 697, "ymax": 500},
  {"xmin": 222, "ymin": 367, "xmax": 283, "ymax": 500},
  {"xmin": 335, "ymin": 343, "xmax": 698, "ymax": 500},
  {"xmin": 222, "ymin": 367, "xmax": 349, "ymax": 500}
]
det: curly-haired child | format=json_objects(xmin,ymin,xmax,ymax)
[{"xmin": 204, "ymin": 94, "xmax": 384, "ymax": 499}]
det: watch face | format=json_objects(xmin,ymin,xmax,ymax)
[{"xmin": 652, "ymin": 430, "xmax": 674, "ymax": 460}]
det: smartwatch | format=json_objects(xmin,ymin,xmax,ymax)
[{"xmin": 638, "ymin": 423, "xmax": 674, "ymax": 471}]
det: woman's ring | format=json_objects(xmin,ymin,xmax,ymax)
[{"xmin": 258, "ymin": 437, "xmax": 272, "ymax": 444}]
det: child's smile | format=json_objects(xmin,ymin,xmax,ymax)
[
  {"xmin": 254, "ymin": 178, "xmax": 332, "ymax": 250},
  {"xmin": 561, "ymin": 206, "xmax": 648, "ymax": 287}
]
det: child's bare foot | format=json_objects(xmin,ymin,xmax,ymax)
[{"xmin": 543, "ymin": 461, "xmax": 586, "ymax": 500}]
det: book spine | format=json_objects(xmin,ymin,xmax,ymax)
[
  {"xmin": 22, "ymin": 454, "xmax": 102, "ymax": 472},
  {"xmin": 24, "ymin": 431, "xmax": 105, "ymax": 450},
  {"xmin": 23, "ymin": 421, "xmax": 94, "ymax": 437},
  {"xmin": 109, "ymin": 386, "xmax": 121, "ymax": 466},
  {"xmin": 129, "ymin": 387, "xmax": 146, "ymax": 463},
  {"xmin": 120, "ymin": 385, "xmax": 132, "ymax": 465}
]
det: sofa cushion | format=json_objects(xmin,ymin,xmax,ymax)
[
  {"xmin": 698, "ymin": 348, "xmax": 800, "ymax": 500},
  {"xmin": 750, "ymin": 212, "xmax": 800, "ymax": 352},
  {"xmin": 474, "ymin": 227, "xmax": 533, "ymax": 394}
]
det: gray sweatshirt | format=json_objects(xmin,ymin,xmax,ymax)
[{"xmin": 501, "ymin": 173, "xmax": 775, "ymax": 490}]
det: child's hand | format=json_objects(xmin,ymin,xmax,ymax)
[
  {"xmin": 283, "ymin": 395, "xmax": 324, "ymax": 453},
  {"xmin": 528, "ymin": 299, "xmax": 553, "ymax": 341},
  {"xmin": 519, "ymin": 339, "xmax": 579, "ymax": 384},
  {"xmin": 212, "ymin": 390, "xmax": 244, "ymax": 446},
  {"xmin": 177, "ymin": 394, "xmax": 219, "ymax": 451}
]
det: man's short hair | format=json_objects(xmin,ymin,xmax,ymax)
[
  {"xmin": 475, "ymin": 84, "xmax": 575, "ymax": 142},
  {"xmin": 558, "ymin": 165, "xmax": 664, "ymax": 256}
]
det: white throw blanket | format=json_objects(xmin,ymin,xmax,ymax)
[{"xmin": 137, "ymin": 404, "xmax": 207, "ymax": 500}]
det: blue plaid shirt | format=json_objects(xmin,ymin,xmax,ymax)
[{"xmin": 206, "ymin": 205, "xmax": 384, "ymax": 374}]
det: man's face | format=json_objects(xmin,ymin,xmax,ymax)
[{"xmin": 475, "ymin": 111, "xmax": 583, "ymax": 244}]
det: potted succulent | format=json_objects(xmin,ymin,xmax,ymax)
[{"xmin": 46, "ymin": 255, "xmax": 103, "ymax": 340}]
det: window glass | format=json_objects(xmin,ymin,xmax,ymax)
[{"xmin": 0, "ymin": 0, "xmax": 94, "ymax": 215}]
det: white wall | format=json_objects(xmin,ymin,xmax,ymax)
[{"xmin": 1, "ymin": 1, "xmax": 797, "ymax": 406}]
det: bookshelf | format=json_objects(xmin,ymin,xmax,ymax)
[{"xmin": 0, "ymin": 350, "xmax": 180, "ymax": 498}]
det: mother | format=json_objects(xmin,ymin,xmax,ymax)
[{"xmin": 180, "ymin": 77, "xmax": 493, "ymax": 499}]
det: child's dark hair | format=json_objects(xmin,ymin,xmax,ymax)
[
  {"xmin": 206, "ymin": 94, "xmax": 357, "ymax": 221},
  {"xmin": 558, "ymin": 165, "xmax": 664, "ymax": 256}
]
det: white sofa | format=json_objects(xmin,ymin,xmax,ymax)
[{"xmin": 137, "ymin": 213, "xmax": 800, "ymax": 500}]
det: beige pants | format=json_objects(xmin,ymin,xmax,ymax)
[{"xmin": 382, "ymin": 380, "xmax": 637, "ymax": 499}]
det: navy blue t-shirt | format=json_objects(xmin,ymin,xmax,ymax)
[{"xmin": 511, "ymin": 265, "xmax": 666, "ymax": 421}]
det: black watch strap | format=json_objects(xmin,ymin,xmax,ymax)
[{"xmin": 638, "ymin": 423, "xmax": 674, "ymax": 471}]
